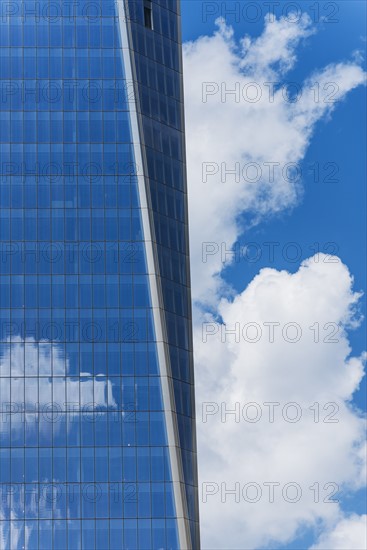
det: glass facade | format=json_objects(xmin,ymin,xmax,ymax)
[{"xmin": 0, "ymin": 1, "xmax": 199, "ymax": 549}]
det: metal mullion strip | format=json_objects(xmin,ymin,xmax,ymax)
[
  {"xmin": 115, "ymin": 3, "xmax": 191, "ymax": 548},
  {"xmin": 176, "ymin": 5, "xmax": 201, "ymax": 545}
]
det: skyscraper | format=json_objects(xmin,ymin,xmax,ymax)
[{"xmin": 0, "ymin": 1, "xmax": 199, "ymax": 548}]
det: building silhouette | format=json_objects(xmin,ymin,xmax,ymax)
[{"xmin": 0, "ymin": 1, "xmax": 199, "ymax": 548}]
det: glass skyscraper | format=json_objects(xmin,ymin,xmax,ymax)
[{"xmin": 0, "ymin": 1, "xmax": 199, "ymax": 548}]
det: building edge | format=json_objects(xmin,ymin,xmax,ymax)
[{"xmin": 116, "ymin": 2, "xmax": 194, "ymax": 548}]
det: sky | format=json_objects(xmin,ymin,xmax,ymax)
[{"xmin": 180, "ymin": 1, "xmax": 366, "ymax": 549}]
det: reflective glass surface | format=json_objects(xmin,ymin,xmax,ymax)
[
  {"xmin": 126, "ymin": 1, "xmax": 200, "ymax": 547},
  {"xmin": 0, "ymin": 1, "xmax": 198, "ymax": 548}
]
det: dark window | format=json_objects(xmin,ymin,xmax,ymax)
[{"xmin": 144, "ymin": 1, "xmax": 153, "ymax": 29}]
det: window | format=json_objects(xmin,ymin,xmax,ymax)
[{"xmin": 144, "ymin": 0, "xmax": 153, "ymax": 29}]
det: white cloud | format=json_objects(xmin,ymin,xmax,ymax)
[
  {"xmin": 239, "ymin": 12, "xmax": 315, "ymax": 78},
  {"xmin": 310, "ymin": 514, "xmax": 367, "ymax": 550},
  {"xmin": 195, "ymin": 255, "xmax": 366, "ymax": 549},
  {"xmin": 183, "ymin": 15, "xmax": 366, "ymax": 306},
  {"xmin": 183, "ymin": 13, "xmax": 366, "ymax": 549}
]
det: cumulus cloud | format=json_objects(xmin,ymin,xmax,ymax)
[
  {"xmin": 195, "ymin": 255, "xmax": 366, "ymax": 549},
  {"xmin": 183, "ymin": 13, "xmax": 366, "ymax": 549},
  {"xmin": 310, "ymin": 513, "xmax": 367, "ymax": 550},
  {"xmin": 183, "ymin": 14, "xmax": 366, "ymax": 306},
  {"xmin": 239, "ymin": 12, "xmax": 315, "ymax": 78}
]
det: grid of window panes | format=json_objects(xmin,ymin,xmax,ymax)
[
  {"xmin": 126, "ymin": 1, "xmax": 200, "ymax": 547},
  {"xmin": 0, "ymin": 1, "xmax": 181, "ymax": 548}
]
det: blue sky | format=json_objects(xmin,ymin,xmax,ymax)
[
  {"xmin": 181, "ymin": 1, "xmax": 366, "ymax": 548},
  {"xmin": 182, "ymin": 1, "xmax": 367, "ymax": 343}
]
